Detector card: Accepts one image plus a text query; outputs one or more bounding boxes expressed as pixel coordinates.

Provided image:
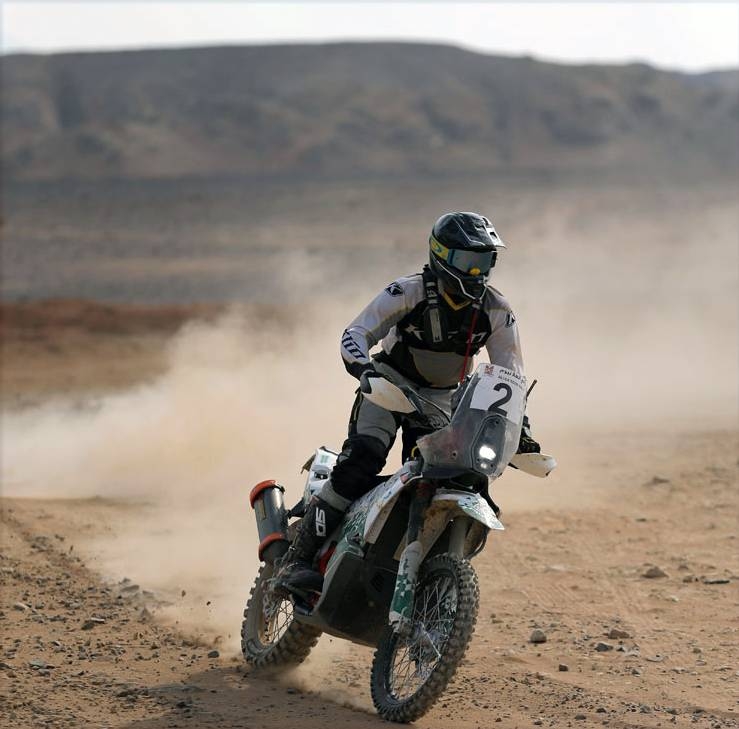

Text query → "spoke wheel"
[241,563,321,670]
[259,593,295,645]
[371,554,479,723]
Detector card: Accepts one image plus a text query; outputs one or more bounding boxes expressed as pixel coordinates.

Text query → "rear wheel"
[241,563,321,670]
[370,554,479,723]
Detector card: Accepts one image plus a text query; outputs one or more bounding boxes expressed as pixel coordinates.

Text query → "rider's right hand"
[359,369,420,415]
[359,369,387,395]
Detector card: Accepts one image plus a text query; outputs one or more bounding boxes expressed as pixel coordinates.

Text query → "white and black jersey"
[340,273,523,388]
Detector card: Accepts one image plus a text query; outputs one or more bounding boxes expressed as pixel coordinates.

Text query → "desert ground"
[2,179,737,728]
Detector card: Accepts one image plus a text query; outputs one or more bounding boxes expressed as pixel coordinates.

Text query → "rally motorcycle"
[241,363,556,723]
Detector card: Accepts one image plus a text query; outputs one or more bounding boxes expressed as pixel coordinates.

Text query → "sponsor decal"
[315,508,326,537]
[385,281,404,297]
[341,330,365,359]
[404,323,423,340]
[430,238,450,261]
[505,311,516,328]
[451,328,486,344]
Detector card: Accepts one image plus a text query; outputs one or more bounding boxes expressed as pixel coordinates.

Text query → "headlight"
[478,445,496,461]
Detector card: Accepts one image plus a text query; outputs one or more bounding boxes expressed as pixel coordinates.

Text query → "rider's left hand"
[517,433,541,454]
[517,414,541,454]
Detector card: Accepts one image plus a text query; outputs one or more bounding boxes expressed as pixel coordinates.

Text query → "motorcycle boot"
[273,492,347,600]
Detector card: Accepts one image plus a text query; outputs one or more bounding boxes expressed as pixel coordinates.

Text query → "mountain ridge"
[3,41,737,181]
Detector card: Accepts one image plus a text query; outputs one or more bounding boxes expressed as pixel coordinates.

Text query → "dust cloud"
[1,303,360,648]
[503,188,738,431]
[2,183,737,661]
[281,642,375,713]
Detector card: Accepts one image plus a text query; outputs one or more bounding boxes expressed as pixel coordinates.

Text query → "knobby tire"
[241,563,321,670]
[370,553,480,723]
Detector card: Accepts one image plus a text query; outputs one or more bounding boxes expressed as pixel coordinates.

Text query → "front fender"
[432,489,504,531]
[405,490,502,563]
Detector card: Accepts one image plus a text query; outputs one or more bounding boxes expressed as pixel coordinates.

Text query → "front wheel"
[241,563,322,670]
[370,554,480,723]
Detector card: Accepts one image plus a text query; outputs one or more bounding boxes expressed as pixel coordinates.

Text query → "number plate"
[469,364,526,423]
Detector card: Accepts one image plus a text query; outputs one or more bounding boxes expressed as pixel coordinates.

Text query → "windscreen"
[416,364,526,481]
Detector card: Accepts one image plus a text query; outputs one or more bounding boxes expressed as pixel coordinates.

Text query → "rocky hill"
[2,42,737,181]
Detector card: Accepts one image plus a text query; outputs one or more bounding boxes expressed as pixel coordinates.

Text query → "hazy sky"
[2,2,738,72]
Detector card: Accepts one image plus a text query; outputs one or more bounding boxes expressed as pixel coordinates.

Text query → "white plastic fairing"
[363,378,416,413]
[509,452,557,478]
[363,462,419,544]
[303,447,339,503]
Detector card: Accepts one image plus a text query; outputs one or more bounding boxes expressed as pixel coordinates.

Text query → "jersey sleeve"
[340,277,419,379]
[483,290,524,376]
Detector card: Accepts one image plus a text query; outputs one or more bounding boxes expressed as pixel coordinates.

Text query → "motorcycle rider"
[276,212,540,598]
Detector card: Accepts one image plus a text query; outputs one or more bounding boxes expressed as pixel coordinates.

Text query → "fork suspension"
[388,481,434,635]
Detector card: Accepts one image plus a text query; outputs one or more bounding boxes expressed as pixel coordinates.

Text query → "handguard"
[509,452,557,478]
[362,374,417,414]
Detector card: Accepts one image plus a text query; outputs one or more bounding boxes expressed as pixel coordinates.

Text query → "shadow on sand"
[119,664,388,729]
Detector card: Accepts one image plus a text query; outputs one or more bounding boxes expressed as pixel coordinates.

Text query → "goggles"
[430,237,497,276]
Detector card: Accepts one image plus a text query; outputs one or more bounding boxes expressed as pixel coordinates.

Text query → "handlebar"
[398,385,452,429]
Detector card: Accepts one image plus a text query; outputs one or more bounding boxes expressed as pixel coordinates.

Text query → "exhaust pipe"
[249,479,289,564]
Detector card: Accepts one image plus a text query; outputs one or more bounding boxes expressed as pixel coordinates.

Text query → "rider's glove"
[359,368,388,395]
[517,414,541,454]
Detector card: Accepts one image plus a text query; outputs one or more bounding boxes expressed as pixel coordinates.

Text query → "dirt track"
[1,299,738,727]
[2,419,737,728]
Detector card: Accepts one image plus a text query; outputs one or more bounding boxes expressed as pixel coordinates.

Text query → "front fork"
[388,481,434,636]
